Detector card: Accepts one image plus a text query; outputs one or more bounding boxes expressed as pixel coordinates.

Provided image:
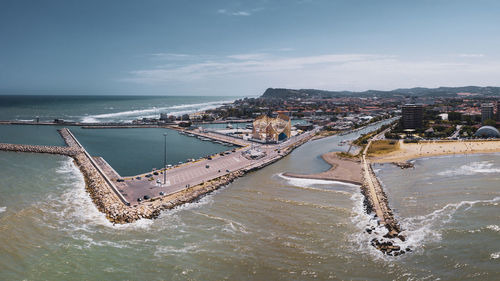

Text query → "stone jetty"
[361,139,406,256]
[392,162,414,169]
[0,142,80,156]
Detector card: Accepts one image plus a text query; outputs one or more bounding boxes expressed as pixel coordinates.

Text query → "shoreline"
[283,152,363,185]
[370,139,500,163]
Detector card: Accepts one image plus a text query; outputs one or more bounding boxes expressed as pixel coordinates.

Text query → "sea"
[0,96,499,280]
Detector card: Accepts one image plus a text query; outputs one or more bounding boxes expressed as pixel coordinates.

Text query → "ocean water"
[0,125,66,146]
[0,100,499,280]
[0,95,235,123]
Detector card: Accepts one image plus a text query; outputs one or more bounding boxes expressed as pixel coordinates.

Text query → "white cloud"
[227,53,269,60]
[457,53,485,58]
[150,53,193,60]
[123,52,500,94]
[217,7,262,16]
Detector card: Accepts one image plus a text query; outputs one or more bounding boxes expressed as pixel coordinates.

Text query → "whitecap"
[154,243,204,257]
[0,206,6,213]
[486,225,500,232]
[81,100,233,123]
[193,211,249,234]
[277,173,360,188]
[437,161,500,177]
[48,157,155,232]
[349,189,500,259]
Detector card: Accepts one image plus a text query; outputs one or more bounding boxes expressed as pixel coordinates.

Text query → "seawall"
[361,140,406,255]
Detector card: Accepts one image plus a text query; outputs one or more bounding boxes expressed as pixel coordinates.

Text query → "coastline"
[283,152,363,185]
[370,139,500,163]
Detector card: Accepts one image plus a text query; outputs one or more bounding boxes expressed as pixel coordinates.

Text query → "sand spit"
[283,152,363,185]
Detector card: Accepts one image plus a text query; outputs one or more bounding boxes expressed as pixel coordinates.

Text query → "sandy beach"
[283,152,363,184]
[370,139,500,163]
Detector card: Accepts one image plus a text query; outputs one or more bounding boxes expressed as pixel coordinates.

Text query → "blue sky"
[1,0,500,95]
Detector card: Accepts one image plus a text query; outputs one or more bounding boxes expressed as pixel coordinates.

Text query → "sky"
[1,0,500,96]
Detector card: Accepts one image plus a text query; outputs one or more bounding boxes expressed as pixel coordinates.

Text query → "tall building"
[401,104,424,129]
[481,103,494,124]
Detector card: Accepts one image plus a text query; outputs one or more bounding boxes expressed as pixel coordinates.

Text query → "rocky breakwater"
[361,163,408,256]
[141,170,246,216]
[58,128,80,148]
[392,162,414,169]
[0,143,80,156]
[72,146,246,223]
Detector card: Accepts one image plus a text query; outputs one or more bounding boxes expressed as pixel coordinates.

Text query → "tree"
[483,119,497,127]
[448,111,462,121]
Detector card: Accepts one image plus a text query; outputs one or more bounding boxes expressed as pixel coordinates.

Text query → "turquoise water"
[0,95,235,123]
[0,124,66,146]
[70,127,232,176]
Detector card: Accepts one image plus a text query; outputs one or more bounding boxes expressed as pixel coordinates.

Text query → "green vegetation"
[483,119,497,127]
[367,140,400,156]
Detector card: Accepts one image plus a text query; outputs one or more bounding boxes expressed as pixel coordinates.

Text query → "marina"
[0,122,318,223]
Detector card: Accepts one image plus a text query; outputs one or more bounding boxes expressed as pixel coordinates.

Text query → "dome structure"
[474,126,500,138]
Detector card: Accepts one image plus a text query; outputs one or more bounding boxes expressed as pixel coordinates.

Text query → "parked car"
[206,165,210,168]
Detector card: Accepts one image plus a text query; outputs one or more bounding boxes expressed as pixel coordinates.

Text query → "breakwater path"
[361,139,406,255]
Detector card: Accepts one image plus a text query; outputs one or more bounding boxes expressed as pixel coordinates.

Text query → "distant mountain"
[260,86,500,99]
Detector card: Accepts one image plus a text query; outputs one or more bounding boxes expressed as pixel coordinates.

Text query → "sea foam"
[437,161,500,177]
[278,173,360,188]
[350,186,500,259]
[81,100,233,123]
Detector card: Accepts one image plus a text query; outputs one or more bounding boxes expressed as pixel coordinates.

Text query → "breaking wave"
[0,206,6,213]
[277,173,359,188]
[486,225,500,232]
[46,157,155,232]
[81,100,233,123]
[350,189,500,259]
[437,161,500,177]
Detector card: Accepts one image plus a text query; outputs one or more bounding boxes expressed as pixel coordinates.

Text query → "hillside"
[260,86,500,99]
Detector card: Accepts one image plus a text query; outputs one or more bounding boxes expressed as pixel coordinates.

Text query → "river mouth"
[3,120,499,279]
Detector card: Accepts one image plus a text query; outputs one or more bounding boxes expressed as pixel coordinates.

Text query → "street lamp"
[163,133,167,185]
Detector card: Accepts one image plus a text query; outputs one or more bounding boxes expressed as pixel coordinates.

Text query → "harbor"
[0,122,318,224]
